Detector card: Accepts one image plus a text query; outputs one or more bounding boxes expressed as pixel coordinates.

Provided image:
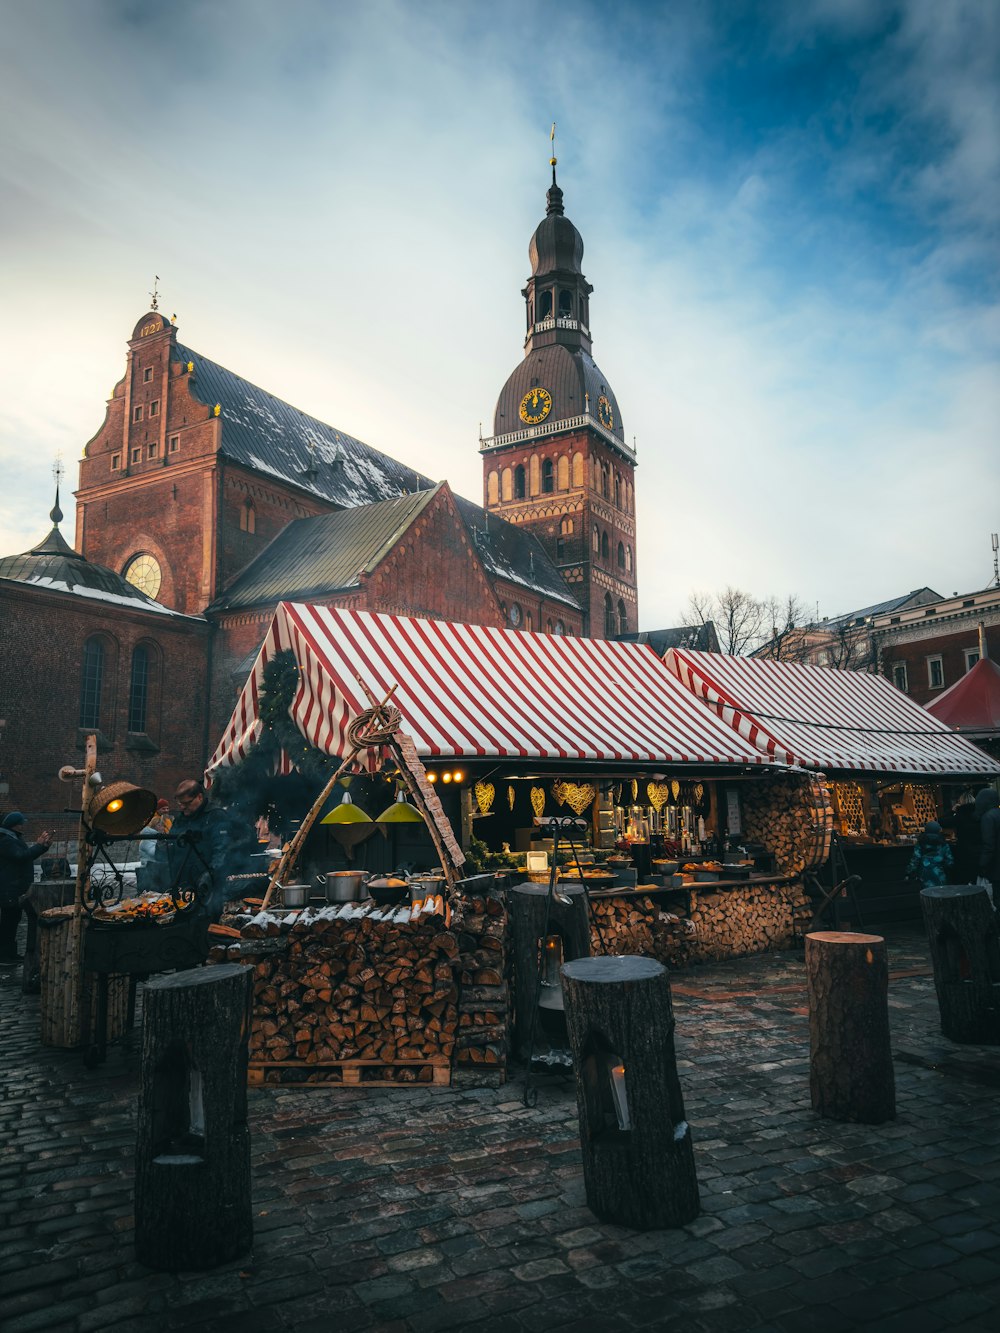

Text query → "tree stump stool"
[135,963,253,1271]
[508,882,590,1057]
[561,955,699,1230]
[921,885,1000,1044]
[38,907,129,1049]
[805,931,895,1123]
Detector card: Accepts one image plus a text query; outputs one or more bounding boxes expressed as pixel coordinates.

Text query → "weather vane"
[149,275,160,312]
[550,122,557,182]
[52,455,65,487]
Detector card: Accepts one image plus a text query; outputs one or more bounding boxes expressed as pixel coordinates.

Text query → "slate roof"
[819,588,941,632]
[618,624,721,655]
[0,525,190,617]
[175,343,434,506]
[208,489,441,613]
[452,495,581,610]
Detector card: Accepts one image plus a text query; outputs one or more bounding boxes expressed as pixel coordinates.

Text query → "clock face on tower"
[519,387,552,425]
[597,394,614,430]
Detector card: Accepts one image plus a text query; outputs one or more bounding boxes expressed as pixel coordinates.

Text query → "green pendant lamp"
[376,788,424,823]
[320,790,372,826]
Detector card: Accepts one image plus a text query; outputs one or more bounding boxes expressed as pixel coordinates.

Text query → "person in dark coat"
[941,792,981,884]
[0,813,53,963]
[906,821,954,889]
[977,787,1000,905]
[165,780,230,919]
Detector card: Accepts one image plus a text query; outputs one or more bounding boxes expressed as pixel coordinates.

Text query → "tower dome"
[528,179,584,276]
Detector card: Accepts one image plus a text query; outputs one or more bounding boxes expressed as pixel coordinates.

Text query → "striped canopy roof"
[663,648,999,778]
[207,603,771,776]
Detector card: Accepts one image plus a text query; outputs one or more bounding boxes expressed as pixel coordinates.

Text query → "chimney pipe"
[978,622,989,662]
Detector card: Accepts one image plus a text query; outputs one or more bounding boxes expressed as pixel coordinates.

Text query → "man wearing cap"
[0,813,53,964]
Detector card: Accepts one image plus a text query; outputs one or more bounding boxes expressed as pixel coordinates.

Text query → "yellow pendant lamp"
[376,788,424,823]
[320,790,372,826]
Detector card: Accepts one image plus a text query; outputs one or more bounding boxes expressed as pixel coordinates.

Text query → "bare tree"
[682,586,768,656]
[755,595,811,662]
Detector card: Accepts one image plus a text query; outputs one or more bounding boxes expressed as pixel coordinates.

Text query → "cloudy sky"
[1,0,997,628]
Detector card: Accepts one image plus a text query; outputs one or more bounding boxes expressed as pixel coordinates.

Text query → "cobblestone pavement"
[2,925,999,1333]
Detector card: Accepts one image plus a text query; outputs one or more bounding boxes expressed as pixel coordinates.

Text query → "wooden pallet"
[248,1058,450,1088]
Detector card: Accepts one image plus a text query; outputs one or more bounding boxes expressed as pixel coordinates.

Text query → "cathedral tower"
[481,161,637,638]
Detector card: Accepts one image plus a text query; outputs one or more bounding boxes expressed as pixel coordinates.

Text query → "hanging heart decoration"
[694,783,705,805]
[561,782,596,816]
[671,779,681,801]
[551,780,567,807]
[507,785,516,811]
[631,779,639,802]
[474,780,495,815]
[530,786,546,818]
[647,782,671,813]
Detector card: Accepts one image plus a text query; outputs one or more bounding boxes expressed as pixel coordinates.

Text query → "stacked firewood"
[741,775,833,874]
[589,898,694,966]
[451,888,508,1078]
[217,903,459,1076]
[591,884,812,964]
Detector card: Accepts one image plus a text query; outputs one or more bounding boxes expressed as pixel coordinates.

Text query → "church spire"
[546,122,564,216]
[50,457,64,527]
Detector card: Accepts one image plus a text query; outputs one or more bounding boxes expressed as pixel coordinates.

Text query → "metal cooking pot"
[280,883,310,908]
[316,870,366,903]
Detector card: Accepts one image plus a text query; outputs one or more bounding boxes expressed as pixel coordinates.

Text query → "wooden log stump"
[805,931,895,1123]
[561,955,699,1230]
[508,883,590,1056]
[135,963,253,1271]
[38,908,128,1049]
[920,885,1000,1045]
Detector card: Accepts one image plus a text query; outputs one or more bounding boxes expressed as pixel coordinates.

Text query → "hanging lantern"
[88,782,158,837]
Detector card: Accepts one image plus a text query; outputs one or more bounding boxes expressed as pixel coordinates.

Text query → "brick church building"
[0,170,636,812]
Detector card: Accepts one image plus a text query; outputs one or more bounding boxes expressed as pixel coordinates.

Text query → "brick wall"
[0,583,209,814]
[879,623,1000,706]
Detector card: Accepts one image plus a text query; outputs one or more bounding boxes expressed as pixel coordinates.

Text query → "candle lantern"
[540,933,563,989]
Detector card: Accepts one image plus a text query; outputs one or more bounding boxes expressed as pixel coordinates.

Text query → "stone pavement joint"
[2,924,1000,1330]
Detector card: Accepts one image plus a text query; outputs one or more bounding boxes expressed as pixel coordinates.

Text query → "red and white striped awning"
[664,648,1000,777]
[207,603,771,776]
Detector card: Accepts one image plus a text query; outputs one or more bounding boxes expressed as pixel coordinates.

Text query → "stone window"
[143,367,153,383]
[891,663,908,693]
[240,499,256,534]
[560,517,574,535]
[514,464,526,500]
[618,600,628,636]
[133,405,142,422]
[128,646,149,733]
[554,620,565,636]
[147,442,158,460]
[111,453,120,471]
[149,400,160,417]
[541,459,554,493]
[601,531,609,560]
[965,648,981,673]
[131,447,142,463]
[169,435,179,453]
[617,541,626,568]
[927,656,944,689]
[604,593,615,638]
[79,638,105,730]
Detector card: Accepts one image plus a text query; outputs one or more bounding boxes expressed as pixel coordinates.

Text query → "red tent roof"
[925,657,1000,736]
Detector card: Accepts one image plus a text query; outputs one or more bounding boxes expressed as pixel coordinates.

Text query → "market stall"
[207,605,831,1083]
[662,647,1000,922]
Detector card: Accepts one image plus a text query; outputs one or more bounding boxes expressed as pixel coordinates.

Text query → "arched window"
[626,482,633,514]
[556,456,569,490]
[614,475,621,508]
[541,459,554,493]
[618,600,628,635]
[79,637,104,729]
[546,619,554,634]
[558,290,573,317]
[524,610,533,631]
[514,464,526,500]
[601,531,609,560]
[128,645,149,733]
[601,465,610,497]
[537,290,552,321]
[239,499,256,534]
[487,471,499,505]
[604,593,615,638]
[501,468,513,501]
[617,541,626,569]
[554,620,565,636]
[560,517,574,535]
[626,545,633,573]
[529,455,540,494]
[592,528,600,553]
[572,452,584,487]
